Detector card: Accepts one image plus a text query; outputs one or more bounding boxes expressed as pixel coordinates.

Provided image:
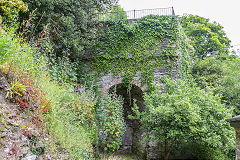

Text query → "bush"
[192,54,240,114]
[0,28,50,112]
[0,0,28,26]
[139,78,235,160]
[96,93,126,152]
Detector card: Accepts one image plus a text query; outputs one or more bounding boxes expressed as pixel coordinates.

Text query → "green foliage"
[218,55,240,112]
[19,0,117,83]
[0,27,95,159]
[140,78,234,159]
[32,35,78,84]
[5,80,30,110]
[22,0,117,58]
[93,15,179,84]
[0,28,47,77]
[192,54,224,88]
[42,79,96,159]
[48,55,78,83]
[177,24,194,79]
[29,136,44,156]
[6,80,26,100]
[0,29,51,112]
[0,0,28,26]
[73,89,97,126]
[192,54,240,114]
[181,14,231,57]
[99,5,127,21]
[96,93,125,152]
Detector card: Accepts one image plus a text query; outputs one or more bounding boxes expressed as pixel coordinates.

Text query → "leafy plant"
[96,93,126,152]
[192,54,240,115]
[0,27,94,159]
[2,63,51,112]
[180,14,231,57]
[99,5,127,21]
[6,80,28,110]
[29,136,44,156]
[137,78,234,160]
[6,80,26,99]
[92,15,180,85]
[73,88,97,126]
[21,0,117,58]
[43,79,95,159]
[0,0,28,27]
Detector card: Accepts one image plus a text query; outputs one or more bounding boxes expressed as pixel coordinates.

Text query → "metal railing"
[96,7,175,21]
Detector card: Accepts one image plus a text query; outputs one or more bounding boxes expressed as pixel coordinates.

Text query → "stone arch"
[101,78,146,95]
[108,82,145,153]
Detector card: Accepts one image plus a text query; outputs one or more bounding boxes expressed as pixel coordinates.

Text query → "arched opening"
[109,83,144,153]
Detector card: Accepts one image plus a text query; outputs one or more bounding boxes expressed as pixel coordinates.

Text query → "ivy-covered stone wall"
[83,15,192,91]
[80,15,193,158]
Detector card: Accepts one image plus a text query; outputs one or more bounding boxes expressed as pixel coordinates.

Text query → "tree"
[0,0,28,26]
[181,14,231,58]
[139,78,234,160]
[191,54,223,89]
[192,54,240,114]
[22,0,118,58]
[100,5,127,21]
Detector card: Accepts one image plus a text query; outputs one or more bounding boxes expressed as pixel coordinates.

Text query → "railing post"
[172,7,175,16]
[134,10,136,19]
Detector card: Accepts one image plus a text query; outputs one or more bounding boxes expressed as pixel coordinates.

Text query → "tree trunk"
[164,138,176,160]
[164,138,169,160]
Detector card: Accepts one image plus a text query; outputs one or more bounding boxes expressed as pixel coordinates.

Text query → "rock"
[22,146,30,155]
[22,154,37,160]
[36,140,44,148]
[7,120,20,127]
[1,131,8,138]
[4,148,10,153]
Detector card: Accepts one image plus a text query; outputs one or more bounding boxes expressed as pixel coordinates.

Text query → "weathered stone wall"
[235,127,240,160]
[82,38,180,159]
[98,61,179,95]
[228,119,240,160]
[95,59,178,159]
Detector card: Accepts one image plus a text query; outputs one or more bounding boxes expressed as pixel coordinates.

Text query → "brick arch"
[101,78,146,95]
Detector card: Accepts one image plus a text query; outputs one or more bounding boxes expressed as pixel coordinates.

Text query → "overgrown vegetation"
[92,15,179,84]
[0,1,238,160]
[192,54,240,115]
[21,0,117,58]
[181,14,231,57]
[96,94,125,152]
[0,28,95,159]
[138,78,234,160]
[0,0,28,26]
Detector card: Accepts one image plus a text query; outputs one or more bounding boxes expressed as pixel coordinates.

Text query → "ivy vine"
[89,15,191,86]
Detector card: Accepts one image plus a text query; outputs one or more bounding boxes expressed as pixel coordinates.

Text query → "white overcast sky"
[118,0,240,50]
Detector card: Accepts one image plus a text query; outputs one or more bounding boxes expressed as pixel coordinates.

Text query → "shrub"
[96,93,126,152]
[0,0,28,26]
[192,54,240,115]
[0,28,50,112]
[139,78,234,160]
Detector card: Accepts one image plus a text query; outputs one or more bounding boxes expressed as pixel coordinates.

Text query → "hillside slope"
[0,72,51,160]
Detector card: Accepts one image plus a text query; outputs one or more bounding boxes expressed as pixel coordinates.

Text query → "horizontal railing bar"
[94,7,175,21]
[125,7,174,12]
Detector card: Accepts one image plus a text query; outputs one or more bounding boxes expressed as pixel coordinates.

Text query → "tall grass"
[0,28,94,159]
